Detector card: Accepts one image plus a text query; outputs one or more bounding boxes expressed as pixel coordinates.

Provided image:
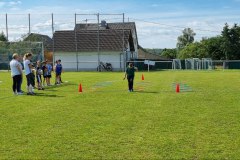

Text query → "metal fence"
[0,13,128,71]
[0,42,44,70]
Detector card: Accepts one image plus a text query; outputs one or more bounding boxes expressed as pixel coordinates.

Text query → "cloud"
[8,0,22,6]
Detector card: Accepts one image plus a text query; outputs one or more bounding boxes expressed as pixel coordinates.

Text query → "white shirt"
[10,59,21,77]
[24,59,31,75]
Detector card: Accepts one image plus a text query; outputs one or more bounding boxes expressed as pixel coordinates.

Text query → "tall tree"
[177,28,196,50]
[221,23,240,60]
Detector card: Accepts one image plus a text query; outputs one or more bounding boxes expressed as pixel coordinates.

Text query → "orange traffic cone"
[176,84,180,93]
[142,74,145,80]
[78,84,83,93]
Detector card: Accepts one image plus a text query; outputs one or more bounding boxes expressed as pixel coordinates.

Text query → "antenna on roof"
[83,19,88,29]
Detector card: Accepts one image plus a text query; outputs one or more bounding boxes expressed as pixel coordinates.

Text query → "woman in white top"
[9,53,23,95]
[23,53,35,95]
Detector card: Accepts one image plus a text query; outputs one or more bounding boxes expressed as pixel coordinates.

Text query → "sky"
[0,0,240,48]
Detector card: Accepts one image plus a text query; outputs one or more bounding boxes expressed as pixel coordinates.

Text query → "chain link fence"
[0,42,44,70]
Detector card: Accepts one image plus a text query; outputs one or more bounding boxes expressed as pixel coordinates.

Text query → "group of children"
[33,59,64,94]
[10,52,138,95]
[10,52,63,95]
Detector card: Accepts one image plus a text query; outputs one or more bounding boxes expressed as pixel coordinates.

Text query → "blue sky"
[0,0,240,48]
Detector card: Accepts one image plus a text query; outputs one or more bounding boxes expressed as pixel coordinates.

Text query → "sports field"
[0,70,240,159]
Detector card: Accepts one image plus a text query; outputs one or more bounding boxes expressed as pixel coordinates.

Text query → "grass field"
[1,70,240,159]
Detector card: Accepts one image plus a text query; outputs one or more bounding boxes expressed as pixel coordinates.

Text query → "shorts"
[56,72,61,76]
[47,75,52,78]
[26,73,35,87]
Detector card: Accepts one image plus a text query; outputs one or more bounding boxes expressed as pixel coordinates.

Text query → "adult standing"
[123,63,138,92]
[23,53,35,95]
[10,53,23,95]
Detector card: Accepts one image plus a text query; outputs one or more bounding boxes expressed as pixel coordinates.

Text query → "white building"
[52,21,138,71]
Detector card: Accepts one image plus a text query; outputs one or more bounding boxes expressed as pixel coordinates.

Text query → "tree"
[178,42,207,59]
[201,36,225,60]
[161,48,177,59]
[221,23,240,60]
[0,31,8,42]
[177,28,196,50]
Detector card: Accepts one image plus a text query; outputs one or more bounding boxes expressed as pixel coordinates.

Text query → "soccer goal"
[202,58,213,70]
[192,58,201,70]
[185,58,193,70]
[172,59,182,70]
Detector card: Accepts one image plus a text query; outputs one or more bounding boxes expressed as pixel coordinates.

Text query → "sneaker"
[17,92,24,95]
[31,92,36,95]
[27,92,34,95]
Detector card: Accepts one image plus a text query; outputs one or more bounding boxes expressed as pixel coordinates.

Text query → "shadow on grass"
[33,93,65,97]
[134,90,160,94]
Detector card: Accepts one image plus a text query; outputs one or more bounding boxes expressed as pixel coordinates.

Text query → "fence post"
[97,13,100,72]
[52,13,55,66]
[148,60,150,72]
[74,13,79,72]
[5,13,8,41]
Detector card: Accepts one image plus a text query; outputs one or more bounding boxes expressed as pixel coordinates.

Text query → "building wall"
[54,51,124,71]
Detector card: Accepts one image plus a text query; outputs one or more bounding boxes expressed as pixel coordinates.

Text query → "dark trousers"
[12,75,22,93]
[127,75,134,91]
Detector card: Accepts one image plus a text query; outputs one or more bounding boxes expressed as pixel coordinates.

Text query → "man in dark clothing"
[123,63,138,92]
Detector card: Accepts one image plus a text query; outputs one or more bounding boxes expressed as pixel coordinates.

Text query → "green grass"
[1,70,240,159]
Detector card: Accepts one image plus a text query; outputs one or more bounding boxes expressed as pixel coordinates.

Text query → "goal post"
[172,59,182,70]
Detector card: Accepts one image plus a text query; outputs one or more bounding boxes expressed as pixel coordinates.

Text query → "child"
[55,60,63,84]
[36,61,44,90]
[123,63,138,92]
[59,60,63,83]
[42,61,47,86]
[23,53,36,95]
[54,60,58,85]
[46,60,52,86]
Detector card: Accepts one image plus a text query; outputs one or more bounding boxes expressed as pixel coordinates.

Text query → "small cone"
[78,84,83,93]
[176,84,180,93]
[142,74,145,81]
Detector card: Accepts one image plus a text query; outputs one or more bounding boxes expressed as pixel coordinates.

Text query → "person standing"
[10,53,23,95]
[23,53,35,95]
[46,60,52,86]
[42,61,47,86]
[36,60,44,90]
[55,60,63,85]
[123,63,138,92]
[54,60,58,85]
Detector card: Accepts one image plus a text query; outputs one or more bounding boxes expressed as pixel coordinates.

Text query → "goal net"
[172,59,182,70]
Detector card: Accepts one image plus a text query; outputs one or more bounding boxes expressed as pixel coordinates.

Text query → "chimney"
[101,20,107,28]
